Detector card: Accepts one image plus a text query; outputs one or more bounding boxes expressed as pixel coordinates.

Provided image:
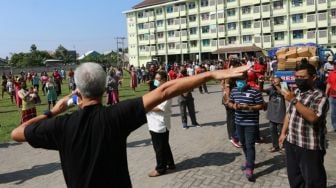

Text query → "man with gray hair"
[11,62,249,187]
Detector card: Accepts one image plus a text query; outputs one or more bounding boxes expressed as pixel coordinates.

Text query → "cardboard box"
[286,50,298,58]
[308,47,317,56]
[276,47,288,56]
[297,47,310,57]
[309,56,319,67]
[277,53,286,61]
[277,62,286,70]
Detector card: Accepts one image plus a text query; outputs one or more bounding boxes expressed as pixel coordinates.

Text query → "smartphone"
[280,82,289,91]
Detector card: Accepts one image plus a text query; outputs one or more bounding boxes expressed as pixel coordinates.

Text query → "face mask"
[236,80,246,90]
[295,79,310,92]
[153,79,160,87]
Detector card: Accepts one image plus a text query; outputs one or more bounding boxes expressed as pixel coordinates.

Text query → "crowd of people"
[2,53,336,187]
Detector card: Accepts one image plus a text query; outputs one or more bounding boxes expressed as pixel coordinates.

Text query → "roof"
[133,0,172,9]
[212,44,263,54]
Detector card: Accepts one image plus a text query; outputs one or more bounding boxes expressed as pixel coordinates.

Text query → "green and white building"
[124,0,336,66]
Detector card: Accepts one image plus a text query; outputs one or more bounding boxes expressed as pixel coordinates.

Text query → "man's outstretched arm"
[142,65,249,112]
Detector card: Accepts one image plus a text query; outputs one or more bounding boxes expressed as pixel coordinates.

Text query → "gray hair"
[74,62,106,98]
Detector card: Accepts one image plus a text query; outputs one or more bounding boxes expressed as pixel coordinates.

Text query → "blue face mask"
[153,79,160,87]
[236,80,247,89]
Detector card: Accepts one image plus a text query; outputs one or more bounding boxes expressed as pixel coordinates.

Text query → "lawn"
[0,73,149,143]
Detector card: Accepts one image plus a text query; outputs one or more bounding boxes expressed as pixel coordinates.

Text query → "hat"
[328,56,334,62]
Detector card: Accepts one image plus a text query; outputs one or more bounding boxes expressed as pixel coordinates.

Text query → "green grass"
[0,73,148,143]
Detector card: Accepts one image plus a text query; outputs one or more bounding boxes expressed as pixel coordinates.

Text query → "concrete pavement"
[1,84,336,188]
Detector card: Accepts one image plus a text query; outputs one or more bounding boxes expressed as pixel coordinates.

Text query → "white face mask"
[153,79,160,87]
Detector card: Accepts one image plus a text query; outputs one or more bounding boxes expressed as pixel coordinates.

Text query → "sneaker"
[193,123,201,127]
[230,139,241,148]
[148,170,163,177]
[182,123,188,129]
[244,168,255,181]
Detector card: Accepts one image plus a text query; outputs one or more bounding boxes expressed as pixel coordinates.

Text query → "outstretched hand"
[212,65,250,80]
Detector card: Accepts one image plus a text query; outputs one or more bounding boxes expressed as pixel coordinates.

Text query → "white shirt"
[6,81,13,93]
[187,67,194,76]
[146,99,172,133]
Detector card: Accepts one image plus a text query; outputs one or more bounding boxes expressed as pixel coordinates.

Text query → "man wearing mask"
[326,56,336,132]
[227,72,264,181]
[279,61,329,188]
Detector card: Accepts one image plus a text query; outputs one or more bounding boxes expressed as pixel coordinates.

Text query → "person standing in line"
[325,56,336,132]
[265,76,286,152]
[147,71,175,177]
[46,79,58,110]
[279,62,329,188]
[177,67,200,129]
[18,82,36,123]
[227,72,264,181]
[11,62,249,187]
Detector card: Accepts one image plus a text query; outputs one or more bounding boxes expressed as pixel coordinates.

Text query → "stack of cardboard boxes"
[276,46,319,70]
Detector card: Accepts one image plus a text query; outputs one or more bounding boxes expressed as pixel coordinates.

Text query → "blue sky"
[0,0,141,58]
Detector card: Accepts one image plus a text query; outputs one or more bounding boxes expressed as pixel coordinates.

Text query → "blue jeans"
[330,97,336,130]
[236,125,258,169]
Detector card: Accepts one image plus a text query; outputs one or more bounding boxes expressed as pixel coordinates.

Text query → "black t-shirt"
[24,98,147,188]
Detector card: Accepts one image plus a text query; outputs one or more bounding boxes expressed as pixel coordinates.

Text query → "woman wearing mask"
[147,71,175,177]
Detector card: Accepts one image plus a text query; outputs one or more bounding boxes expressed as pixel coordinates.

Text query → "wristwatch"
[43,110,53,119]
[291,98,298,105]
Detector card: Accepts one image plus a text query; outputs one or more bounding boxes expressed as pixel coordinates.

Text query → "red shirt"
[168,70,177,80]
[327,70,336,97]
[254,63,266,78]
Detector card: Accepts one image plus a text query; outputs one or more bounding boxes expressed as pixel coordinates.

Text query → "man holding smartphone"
[227,72,264,181]
[279,62,329,188]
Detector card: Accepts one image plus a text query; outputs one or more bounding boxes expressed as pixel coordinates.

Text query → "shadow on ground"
[254,155,286,178]
[127,138,152,148]
[0,142,22,148]
[0,162,61,185]
[200,120,226,127]
[175,152,240,172]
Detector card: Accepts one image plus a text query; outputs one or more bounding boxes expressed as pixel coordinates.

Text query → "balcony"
[331,34,336,43]
[290,19,306,30]
[137,17,149,23]
[261,0,270,3]
[139,40,150,45]
[218,25,225,37]
[155,14,164,20]
[157,49,166,56]
[200,19,212,26]
[273,22,288,32]
[200,5,215,13]
[241,27,254,35]
[139,50,150,57]
[273,6,287,16]
[306,30,317,43]
[273,35,289,47]
[188,20,199,27]
[305,3,315,13]
[157,38,166,44]
[306,14,317,29]
[261,4,270,18]
[201,45,214,52]
[189,45,200,53]
[166,12,179,19]
[291,37,307,45]
[227,28,239,36]
[201,32,213,39]
[189,34,199,40]
[318,30,328,44]
[253,21,262,34]
[254,36,262,46]
[226,0,239,9]
[317,0,328,11]
[317,12,328,28]
[226,13,239,22]
[332,16,336,26]
[240,0,254,6]
[290,4,306,14]
[218,39,226,47]
[253,6,261,20]
[263,35,272,48]
[241,12,254,21]
[262,20,271,33]
[332,0,336,8]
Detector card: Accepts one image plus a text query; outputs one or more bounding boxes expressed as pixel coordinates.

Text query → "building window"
[273,0,283,9]
[293,30,304,39]
[332,9,336,18]
[156,8,163,15]
[274,32,285,40]
[189,27,197,35]
[138,34,144,41]
[138,23,144,29]
[201,0,209,7]
[156,20,164,27]
[190,40,198,47]
[227,22,236,30]
[292,14,303,23]
[227,9,235,16]
[202,26,210,33]
[168,31,175,37]
[189,2,196,9]
[166,6,173,13]
[202,39,210,46]
[189,15,196,22]
[157,32,164,38]
[292,0,303,7]
[227,0,235,2]
[242,6,251,14]
[167,19,174,25]
[201,13,210,20]
[242,20,252,28]
[138,12,144,18]
[157,44,164,50]
[307,0,315,5]
[243,35,252,43]
[332,27,336,35]
[168,43,175,49]
[228,36,236,44]
[274,16,285,25]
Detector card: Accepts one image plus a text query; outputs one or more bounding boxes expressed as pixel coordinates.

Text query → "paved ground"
[1,84,336,188]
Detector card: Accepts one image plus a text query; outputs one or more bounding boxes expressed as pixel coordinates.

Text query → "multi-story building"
[124,0,336,66]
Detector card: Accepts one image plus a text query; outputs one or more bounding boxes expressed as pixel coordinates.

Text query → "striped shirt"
[229,87,264,126]
[286,88,328,150]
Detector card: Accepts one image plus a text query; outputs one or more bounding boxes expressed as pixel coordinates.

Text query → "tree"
[30,44,37,52]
